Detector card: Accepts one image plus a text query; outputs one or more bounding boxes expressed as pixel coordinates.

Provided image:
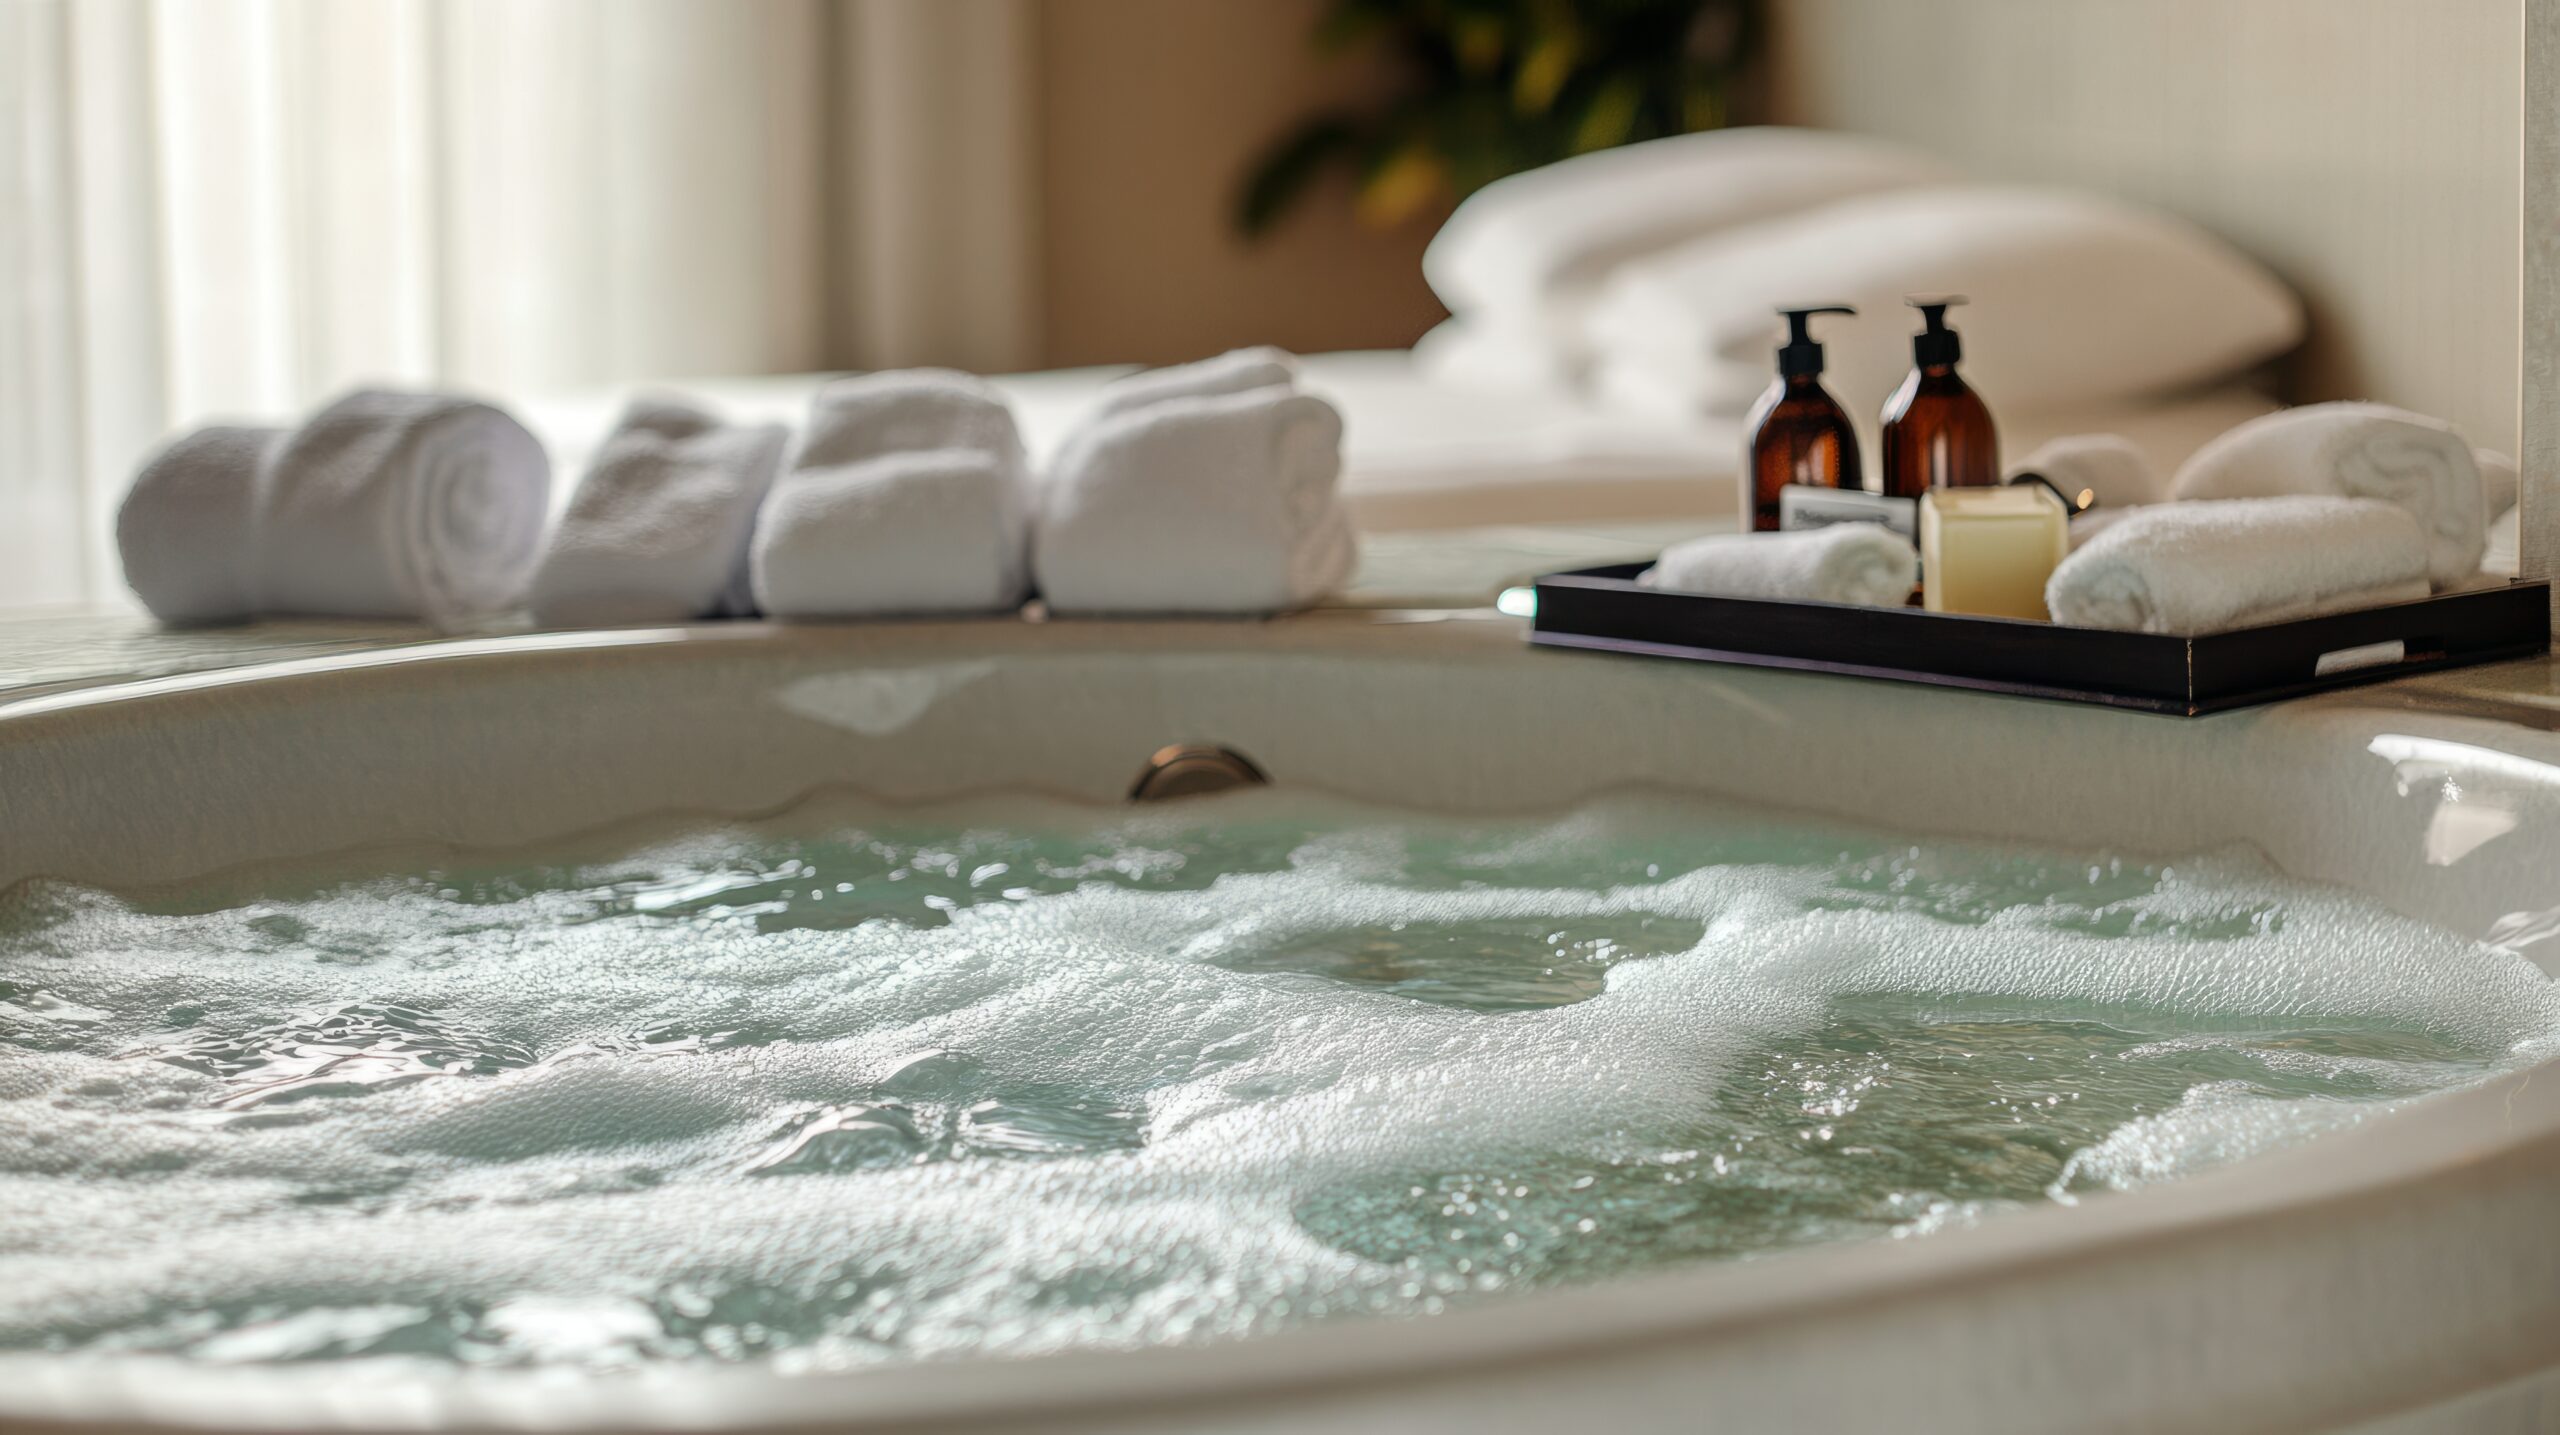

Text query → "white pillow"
[1409,315,1588,392]
[1422,127,1963,322]
[1585,185,2304,418]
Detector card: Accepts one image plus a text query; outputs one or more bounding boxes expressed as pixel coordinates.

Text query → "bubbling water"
[0,791,2550,1372]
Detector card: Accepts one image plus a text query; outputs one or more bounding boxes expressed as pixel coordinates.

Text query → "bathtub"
[4,612,2559,1434]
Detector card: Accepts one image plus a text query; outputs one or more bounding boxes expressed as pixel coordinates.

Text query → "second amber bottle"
[1880,295,1999,499]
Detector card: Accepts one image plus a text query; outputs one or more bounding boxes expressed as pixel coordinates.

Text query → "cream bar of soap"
[1920,485,2068,620]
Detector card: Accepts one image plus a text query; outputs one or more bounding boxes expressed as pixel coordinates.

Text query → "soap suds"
[0,791,2548,1370]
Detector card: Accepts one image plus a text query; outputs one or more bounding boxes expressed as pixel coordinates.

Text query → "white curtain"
[0,0,1041,610]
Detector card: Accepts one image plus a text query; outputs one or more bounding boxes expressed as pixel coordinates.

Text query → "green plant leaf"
[1452,13,1507,73]
[1312,0,1397,52]
[1356,141,1452,229]
[1236,115,1365,240]
[1511,28,1579,115]
[1234,0,1762,236]
[1571,75,1642,154]
[1682,77,1725,132]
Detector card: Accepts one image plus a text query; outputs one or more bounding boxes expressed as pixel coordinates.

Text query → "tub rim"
[3,621,2558,1432]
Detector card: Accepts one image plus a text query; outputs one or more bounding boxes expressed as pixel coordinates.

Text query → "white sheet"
[517,351,2280,536]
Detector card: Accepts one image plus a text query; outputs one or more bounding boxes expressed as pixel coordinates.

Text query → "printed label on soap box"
[1778,485,1918,540]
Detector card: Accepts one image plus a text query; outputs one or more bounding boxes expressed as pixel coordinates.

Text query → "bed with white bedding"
[513,126,2312,607]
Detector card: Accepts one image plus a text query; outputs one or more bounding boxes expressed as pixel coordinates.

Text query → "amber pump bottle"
[1744,305,1862,532]
[1880,296,1999,500]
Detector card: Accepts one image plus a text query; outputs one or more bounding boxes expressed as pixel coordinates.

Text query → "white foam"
[0,791,2549,1368]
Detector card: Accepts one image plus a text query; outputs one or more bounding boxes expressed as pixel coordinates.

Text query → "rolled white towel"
[2006,433,2163,511]
[116,426,278,625]
[1639,525,1917,608]
[527,396,787,627]
[2045,495,2430,634]
[1087,347,1298,424]
[1035,380,1354,615]
[2168,403,2485,588]
[2065,507,2139,552]
[751,370,1033,618]
[260,390,552,626]
[117,388,551,628]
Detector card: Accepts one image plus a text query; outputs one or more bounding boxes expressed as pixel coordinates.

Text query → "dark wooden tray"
[1529,564,2552,716]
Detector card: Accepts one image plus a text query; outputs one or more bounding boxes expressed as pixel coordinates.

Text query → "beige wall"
[1769,0,2523,458]
[1033,0,1449,368]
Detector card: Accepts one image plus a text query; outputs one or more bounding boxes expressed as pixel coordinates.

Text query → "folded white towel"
[1035,377,1354,615]
[527,397,787,626]
[117,388,551,628]
[2485,503,2521,579]
[750,370,1032,617]
[1089,346,1298,424]
[2006,434,2163,511]
[755,450,1030,617]
[2045,495,2430,634]
[2477,448,2519,520]
[1639,524,1917,608]
[2477,447,2519,580]
[2169,403,2485,589]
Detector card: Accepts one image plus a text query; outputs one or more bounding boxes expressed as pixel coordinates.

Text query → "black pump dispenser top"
[1907,294,1966,367]
[1775,305,1856,379]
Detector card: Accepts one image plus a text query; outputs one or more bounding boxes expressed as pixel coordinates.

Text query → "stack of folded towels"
[116,350,1358,628]
[1639,399,2515,637]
